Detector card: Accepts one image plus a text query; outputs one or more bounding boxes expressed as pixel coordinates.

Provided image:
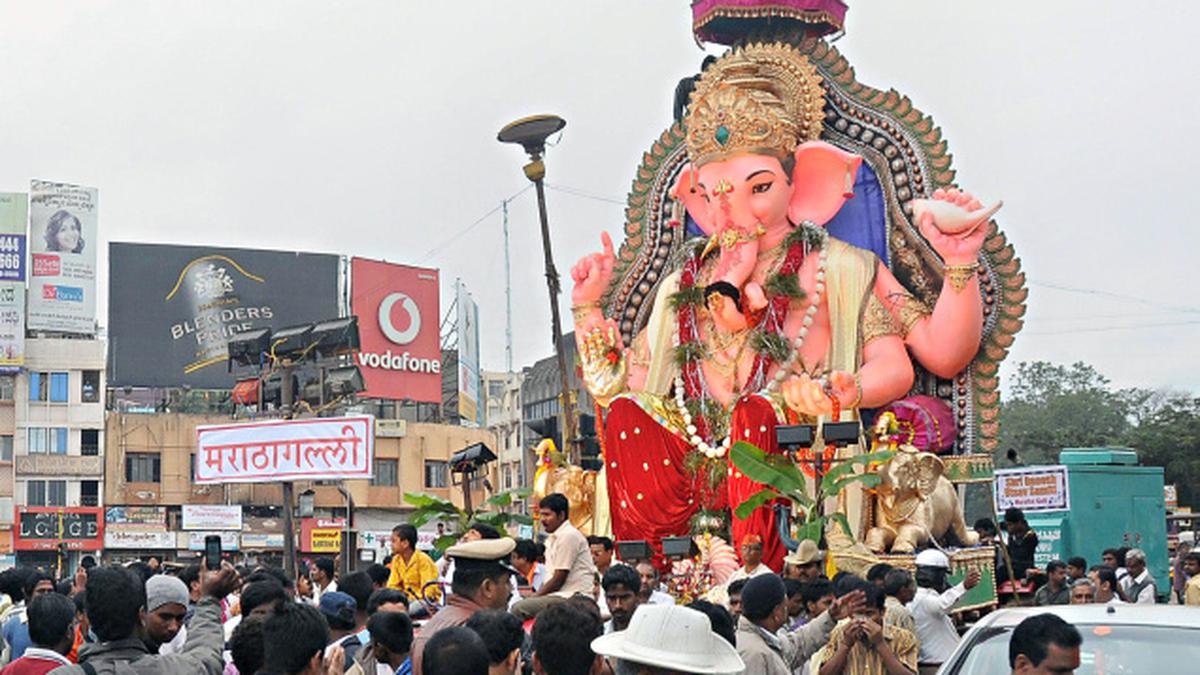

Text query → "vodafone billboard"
[351,258,441,402]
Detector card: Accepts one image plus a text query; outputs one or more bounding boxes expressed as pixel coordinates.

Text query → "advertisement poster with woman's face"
[28,180,97,335]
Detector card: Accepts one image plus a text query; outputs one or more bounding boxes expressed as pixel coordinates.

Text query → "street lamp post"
[498,115,579,459]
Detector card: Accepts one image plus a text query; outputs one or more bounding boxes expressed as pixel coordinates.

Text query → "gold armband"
[894,292,932,336]
[861,294,901,345]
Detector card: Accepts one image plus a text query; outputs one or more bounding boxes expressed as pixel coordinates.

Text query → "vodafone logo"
[378,292,421,345]
[357,290,440,374]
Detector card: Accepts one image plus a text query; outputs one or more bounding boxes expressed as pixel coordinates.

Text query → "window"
[81,371,100,403]
[27,481,45,506]
[81,481,98,507]
[29,372,47,401]
[48,481,66,506]
[0,376,13,401]
[0,435,11,462]
[29,373,69,403]
[371,459,398,487]
[424,460,448,489]
[49,373,69,402]
[29,428,68,454]
[125,453,161,483]
[503,464,513,490]
[27,428,47,454]
[81,429,99,456]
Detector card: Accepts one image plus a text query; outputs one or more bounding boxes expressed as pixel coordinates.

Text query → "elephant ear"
[670,164,716,234]
[912,452,945,498]
[893,447,943,498]
[787,141,863,227]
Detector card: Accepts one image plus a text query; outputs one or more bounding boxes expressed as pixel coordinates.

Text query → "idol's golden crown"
[685,43,825,166]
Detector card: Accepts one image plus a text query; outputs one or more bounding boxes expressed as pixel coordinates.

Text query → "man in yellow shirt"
[386,524,441,605]
[1184,552,1200,606]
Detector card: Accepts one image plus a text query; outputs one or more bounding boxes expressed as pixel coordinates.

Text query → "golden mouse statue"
[865,444,978,553]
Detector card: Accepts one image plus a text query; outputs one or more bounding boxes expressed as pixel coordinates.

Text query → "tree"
[988,360,1199,512]
[402,488,533,552]
[1125,395,1200,509]
[998,361,1149,466]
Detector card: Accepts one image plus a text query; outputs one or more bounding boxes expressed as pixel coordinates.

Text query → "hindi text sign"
[196,416,374,484]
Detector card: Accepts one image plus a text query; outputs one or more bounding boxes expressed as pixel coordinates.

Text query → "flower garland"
[670,222,829,459]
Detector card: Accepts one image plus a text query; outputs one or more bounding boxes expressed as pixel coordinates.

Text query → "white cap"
[591,605,744,674]
[915,549,950,569]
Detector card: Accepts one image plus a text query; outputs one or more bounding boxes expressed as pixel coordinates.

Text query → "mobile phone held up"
[204,534,222,571]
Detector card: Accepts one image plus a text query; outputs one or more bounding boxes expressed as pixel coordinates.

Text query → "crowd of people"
[0,497,1189,675]
[974,507,1200,607]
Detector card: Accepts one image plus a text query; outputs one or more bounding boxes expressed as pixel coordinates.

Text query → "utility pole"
[280,366,297,581]
[529,169,579,458]
[503,200,513,374]
[498,114,579,459]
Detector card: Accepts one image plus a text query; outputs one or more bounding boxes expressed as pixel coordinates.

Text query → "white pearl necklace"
[676,225,830,459]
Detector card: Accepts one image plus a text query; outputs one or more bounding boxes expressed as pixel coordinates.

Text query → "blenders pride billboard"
[108,243,340,388]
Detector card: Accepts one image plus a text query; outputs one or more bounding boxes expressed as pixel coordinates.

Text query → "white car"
[938,604,1200,674]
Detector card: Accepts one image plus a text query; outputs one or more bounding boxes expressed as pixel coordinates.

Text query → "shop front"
[15,507,103,574]
[104,506,174,564]
[241,516,286,568]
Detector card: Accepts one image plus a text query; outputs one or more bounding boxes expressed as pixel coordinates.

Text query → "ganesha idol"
[571,39,1022,571]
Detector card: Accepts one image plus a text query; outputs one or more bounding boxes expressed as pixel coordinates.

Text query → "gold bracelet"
[850,373,863,409]
[944,263,980,293]
[572,302,602,322]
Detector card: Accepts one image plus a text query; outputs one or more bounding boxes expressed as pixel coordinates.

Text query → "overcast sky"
[2,1,1197,393]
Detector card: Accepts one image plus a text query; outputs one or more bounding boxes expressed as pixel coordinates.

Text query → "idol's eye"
[751,181,773,194]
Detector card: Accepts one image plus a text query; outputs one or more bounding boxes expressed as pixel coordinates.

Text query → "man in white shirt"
[311,557,338,606]
[511,493,597,620]
[906,549,980,675]
[726,534,773,584]
[635,562,673,605]
[1087,565,1126,605]
[1121,548,1156,604]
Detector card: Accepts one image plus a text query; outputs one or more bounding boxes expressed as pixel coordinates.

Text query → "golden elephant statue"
[532,439,597,534]
[865,446,978,553]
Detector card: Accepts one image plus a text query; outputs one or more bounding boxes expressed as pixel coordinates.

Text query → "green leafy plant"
[403,488,534,552]
[729,440,895,545]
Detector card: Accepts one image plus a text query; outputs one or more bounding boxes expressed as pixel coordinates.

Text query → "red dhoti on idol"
[604,394,789,572]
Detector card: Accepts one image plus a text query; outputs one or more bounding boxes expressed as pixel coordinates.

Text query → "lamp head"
[497,114,566,157]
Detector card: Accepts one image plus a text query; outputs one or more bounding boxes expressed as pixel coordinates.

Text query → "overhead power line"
[415,184,533,264]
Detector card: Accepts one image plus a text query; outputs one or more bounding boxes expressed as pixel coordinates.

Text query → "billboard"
[350,258,441,402]
[15,507,104,551]
[0,193,27,373]
[195,415,374,484]
[108,243,340,388]
[456,281,482,426]
[28,181,97,334]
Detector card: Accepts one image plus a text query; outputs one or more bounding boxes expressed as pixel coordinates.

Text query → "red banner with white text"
[350,258,441,402]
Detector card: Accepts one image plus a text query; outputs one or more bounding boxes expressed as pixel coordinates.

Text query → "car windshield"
[948,623,1200,674]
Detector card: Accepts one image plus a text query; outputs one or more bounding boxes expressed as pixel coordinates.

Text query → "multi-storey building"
[103,412,497,565]
[483,370,525,492]
[520,332,593,458]
[11,337,106,569]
